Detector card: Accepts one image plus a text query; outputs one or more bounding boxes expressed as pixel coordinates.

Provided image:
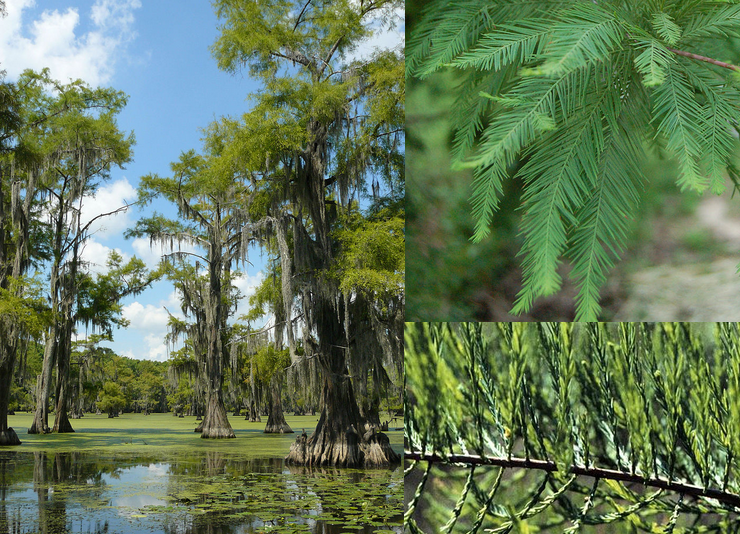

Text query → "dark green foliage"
[408,0,740,319]
[406,322,740,533]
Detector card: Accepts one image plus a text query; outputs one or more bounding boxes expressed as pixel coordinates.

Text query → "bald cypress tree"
[211,0,404,466]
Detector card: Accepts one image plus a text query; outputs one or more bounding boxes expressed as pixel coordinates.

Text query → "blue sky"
[0,0,404,361]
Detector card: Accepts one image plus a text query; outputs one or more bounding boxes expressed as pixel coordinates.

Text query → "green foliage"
[406,322,740,533]
[97,382,126,416]
[252,345,290,386]
[0,274,50,339]
[408,0,740,319]
[76,251,157,337]
[167,375,194,415]
[331,208,404,302]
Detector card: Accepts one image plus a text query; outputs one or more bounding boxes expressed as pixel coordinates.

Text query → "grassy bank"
[4,412,404,458]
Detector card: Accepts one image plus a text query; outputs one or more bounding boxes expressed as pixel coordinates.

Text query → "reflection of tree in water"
[0,451,400,534]
[33,452,119,534]
[159,453,401,534]
[286,465,402,534]
[0,452,21,534]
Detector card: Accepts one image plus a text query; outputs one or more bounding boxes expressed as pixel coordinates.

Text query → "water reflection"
[0,451,402,534]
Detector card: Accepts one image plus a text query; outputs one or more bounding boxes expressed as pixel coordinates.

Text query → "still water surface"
[0,450,402,533]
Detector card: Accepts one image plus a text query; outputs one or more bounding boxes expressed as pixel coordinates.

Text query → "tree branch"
[270,50,311,67]
[668,47,740,71]
[293,0,311,31]
[163,250,210,264]
[404,451,740,509]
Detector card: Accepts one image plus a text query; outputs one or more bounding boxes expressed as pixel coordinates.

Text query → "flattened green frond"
[651,12,682,45]
[467,66,594,242]
[652,65,706,191]
[681,63,740,194]
[512,86,612,313]
[633,39,675,87]
[409,0,740,319]
[469,161,508,243]
[465,66,591,171]
[407,0,494,78]
[540,3,624,76]
[680,3,740,41]
[450,19,551,72]
[569,105,646,321]
[449,67,516,163]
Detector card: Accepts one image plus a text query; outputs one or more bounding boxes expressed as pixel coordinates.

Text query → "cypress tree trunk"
[286,365,363,467]
[51,351,74,433]
[51,253,77,434]
[0,343,21,445]
[199,232,235,439]
[264,375,292,433]
[360,396,382,431]
[29,333,55,434]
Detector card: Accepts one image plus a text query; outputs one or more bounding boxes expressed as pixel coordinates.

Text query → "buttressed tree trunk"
[286,299,400,467]
[0,343,21,445]
[199,231,235,439]
[264,374,292,434]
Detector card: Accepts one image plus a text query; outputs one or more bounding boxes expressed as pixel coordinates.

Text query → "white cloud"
[0,0,142,85]
[121,290,190,360]
[343,3,404,65]
[79,238,129,274]
[142,333,168,362]
[80,178,137,239]
[122,301,170,333]
[232,270,264,319]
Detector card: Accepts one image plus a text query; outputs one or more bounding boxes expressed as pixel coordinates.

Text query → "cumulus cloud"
[79,238,129,274]
[141,333,168,362]
[122,301,170,332]
[119,293,187,361]
[232,270,264,319]
[0,0,142,85]
[80,178,137,239]
[343,2,404,65]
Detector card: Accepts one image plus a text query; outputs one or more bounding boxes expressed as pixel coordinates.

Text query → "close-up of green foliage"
[405,322,740,533]
[408,0,740,320]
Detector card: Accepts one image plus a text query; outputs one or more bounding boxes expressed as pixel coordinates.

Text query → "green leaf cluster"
[408,0,740,319]
[97,381,126,416]
[406,322,740,533]
[330,208,404,302]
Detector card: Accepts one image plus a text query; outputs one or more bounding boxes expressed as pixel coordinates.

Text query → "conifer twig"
[667,47,740,72]
[404,451,740,509]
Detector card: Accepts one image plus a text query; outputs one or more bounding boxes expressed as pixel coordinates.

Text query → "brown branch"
[404,451,740,509]
[293,0,311,31]
[668,47,740,71]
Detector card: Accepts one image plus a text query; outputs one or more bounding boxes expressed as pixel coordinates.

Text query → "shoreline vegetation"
[2,412,403,458]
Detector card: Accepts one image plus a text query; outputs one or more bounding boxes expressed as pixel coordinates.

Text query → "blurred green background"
[407,1,740,321]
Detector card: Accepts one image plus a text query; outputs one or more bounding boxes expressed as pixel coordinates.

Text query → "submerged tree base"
[0,428,21,446]
[285,424,399,468]
[264,422,293,434]
[198,394,236,439]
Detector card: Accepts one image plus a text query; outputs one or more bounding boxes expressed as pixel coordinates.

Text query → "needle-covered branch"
[405,322,740,532]
[404,451,740,509]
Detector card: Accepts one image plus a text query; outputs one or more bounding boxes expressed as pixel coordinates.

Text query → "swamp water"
[0,414,403,534]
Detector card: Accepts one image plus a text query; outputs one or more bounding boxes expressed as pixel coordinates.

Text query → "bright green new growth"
[408,0,740,319]
[405,322,740,533]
